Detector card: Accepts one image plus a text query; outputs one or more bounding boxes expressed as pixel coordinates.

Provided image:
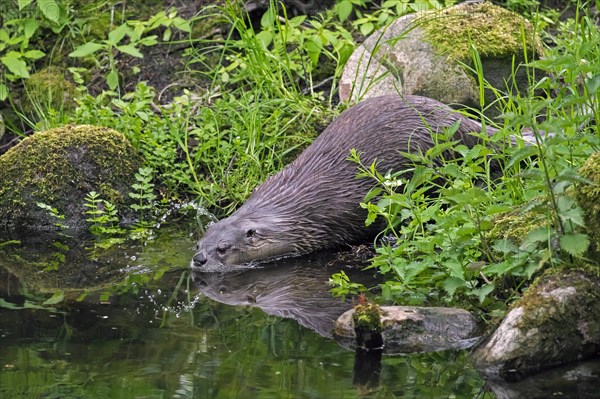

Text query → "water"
[1,226,597,398]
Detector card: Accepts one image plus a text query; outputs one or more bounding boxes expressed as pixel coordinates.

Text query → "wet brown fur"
[192,95,496,271]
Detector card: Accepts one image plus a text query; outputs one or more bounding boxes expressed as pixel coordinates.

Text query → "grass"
[1,0,598,311]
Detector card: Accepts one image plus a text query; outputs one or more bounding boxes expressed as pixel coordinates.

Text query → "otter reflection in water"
[191,253,379,338]
[191,95,508,272]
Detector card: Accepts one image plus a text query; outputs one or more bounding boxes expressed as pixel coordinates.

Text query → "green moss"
[0,125,143,228]
[353,302,383,331]
[419,2,544,62]
[487,209,547,244]
[515,268,600,341]
[575,152,600,255]
[190,3,228,39]
[24,66,76,112]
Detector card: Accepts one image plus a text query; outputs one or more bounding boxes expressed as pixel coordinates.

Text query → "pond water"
[1,226,598,398]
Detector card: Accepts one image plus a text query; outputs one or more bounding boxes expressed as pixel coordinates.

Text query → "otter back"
[191,95,496,271]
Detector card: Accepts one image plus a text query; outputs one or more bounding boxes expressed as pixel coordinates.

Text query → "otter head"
[190,209,304,272]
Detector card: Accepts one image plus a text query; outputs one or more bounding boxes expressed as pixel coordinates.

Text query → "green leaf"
[288,15,306,28]
[363,202,380,227]
[447,187,488,206]
[360,22,374,36]
[559,233,589,257]
[557,196,585,227]
[424,140,458,158]
[485,260,519,275]
[146,11,167,30]
[557,195,577,212]
[23,300,51,310]
[484,204,513,216]
[38,0,60,24]
[260,7,275,27]
[506,146,538,169]
[255,31,273,48]
[23,19,39,38]
[162,28,172,41]
[43,291,65,305]
[116,44,144,58]
[23,49,46,60]
[76,291,90,302]
[69,42,103,57]
[321,30,339,46]
[442,276,465,297]
[364,187,383,203]
[0,298,22,309]
[18,0,34,10]
[138,35,158,46]
[337,0,353,22]
[106,69,119,90]
[1,53,29,78]
[585,74,600,95]
[444,259,465,280]
[470,284,495,303]
[108,24,129,45]
[521,226,550,250]
[0,84,8,101]
[492,239,519,254]
[172,17,191,32]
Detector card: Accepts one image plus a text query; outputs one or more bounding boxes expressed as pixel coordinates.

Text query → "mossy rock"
[574,152,600,256]
[487,209,548,245]
[0,125,143,232]
[420,2,543,62]
[340,2,543,117]
[23,66,77,113]
[472,267,600,379]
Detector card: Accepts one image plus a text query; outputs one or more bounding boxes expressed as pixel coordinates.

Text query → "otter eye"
[216,241,230,255]
[246,229,255,238]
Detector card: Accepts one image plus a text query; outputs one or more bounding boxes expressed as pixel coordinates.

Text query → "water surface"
[2,226,595,398]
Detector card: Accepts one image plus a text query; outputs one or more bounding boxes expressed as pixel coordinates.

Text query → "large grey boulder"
[471,268,600,380]
[339,2,543,117]
[0,124,143,232]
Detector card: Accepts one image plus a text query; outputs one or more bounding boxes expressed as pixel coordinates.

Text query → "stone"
[334,305,481,353]
[0,124,143,232]
[339,2,543,117]
[471,268,600,380]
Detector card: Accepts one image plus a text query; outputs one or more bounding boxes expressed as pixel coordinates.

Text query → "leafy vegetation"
[335,7,599,312]
[1,0,598,316]
[84,190,125,245]
[0,0,66,99]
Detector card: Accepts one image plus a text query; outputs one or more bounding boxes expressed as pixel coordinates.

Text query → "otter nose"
[193,252,207,267]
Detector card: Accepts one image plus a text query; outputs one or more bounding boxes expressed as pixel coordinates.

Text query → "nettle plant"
[68,8,190,90]
[0,0,68,100]
[334,9,599,310]
[344,126,512,307]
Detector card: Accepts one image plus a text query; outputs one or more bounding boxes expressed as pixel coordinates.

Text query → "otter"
[191,95,501,271]
[191,252,380,337]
